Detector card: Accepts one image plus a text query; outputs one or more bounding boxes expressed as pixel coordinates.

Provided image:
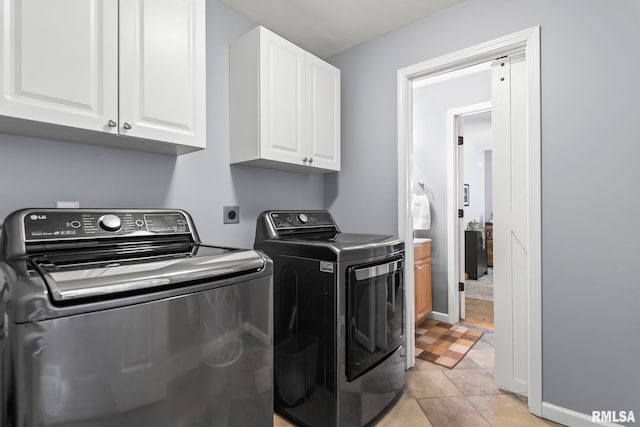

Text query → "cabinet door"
[306,55,340,171]
[119,0,205,148]
[0,0,118,132]
[414,257,432,323]
[259,28,306,165]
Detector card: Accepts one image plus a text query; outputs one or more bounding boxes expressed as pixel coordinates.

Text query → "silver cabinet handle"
[308,158,313,164]
[123,122,132,130]
[108,120,117,127]
[415,264,423,270]
[302,157,308,163]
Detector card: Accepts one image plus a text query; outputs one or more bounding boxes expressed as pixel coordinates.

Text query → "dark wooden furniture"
[485,223,493,267]
[465,230,487,280]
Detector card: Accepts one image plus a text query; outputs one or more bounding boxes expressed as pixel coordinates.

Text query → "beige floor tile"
[472,339,493,350]
[545,419,567,426]
[514,392,528,402]
[274,413,296,426]
[407,370,462,398]
[377,397,434,427]
[443,369,504,395]
[468,394,551,427]
[452,355,483,370]
[399,386,416,400]
[466,348,495,369]
[418,396,491,427]
[413,358,445,371]
[481,332,495,347]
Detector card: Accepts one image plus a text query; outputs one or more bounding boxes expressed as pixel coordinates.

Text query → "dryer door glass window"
[346,256,404,381]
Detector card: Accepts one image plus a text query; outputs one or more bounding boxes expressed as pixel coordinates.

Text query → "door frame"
[446,102,493,325]
[397,26,541,414]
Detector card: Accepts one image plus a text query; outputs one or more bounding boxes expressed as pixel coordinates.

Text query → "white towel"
[413,193,431,230]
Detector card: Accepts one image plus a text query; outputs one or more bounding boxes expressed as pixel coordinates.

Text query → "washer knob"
[298,213,308,224]
[98,214,122,232]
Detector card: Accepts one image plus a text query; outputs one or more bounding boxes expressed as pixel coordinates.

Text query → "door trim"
[446,102,492,325]
[397,26,541,415]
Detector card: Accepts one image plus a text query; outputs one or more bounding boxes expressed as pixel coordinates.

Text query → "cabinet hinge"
[458,136,464,146]
[459,282,465,292]
[458,209,464,218]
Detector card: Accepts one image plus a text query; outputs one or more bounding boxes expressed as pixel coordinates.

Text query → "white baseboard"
[426,311,450,323]
[542,402,623,427]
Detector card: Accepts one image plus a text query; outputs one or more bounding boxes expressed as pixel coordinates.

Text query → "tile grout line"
[466,394,496,427]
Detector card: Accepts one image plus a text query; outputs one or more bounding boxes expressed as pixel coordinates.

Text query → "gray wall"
[463,116,489,226]
[326,0,640,419]
[412,71,491,313]
[0,0,324,249]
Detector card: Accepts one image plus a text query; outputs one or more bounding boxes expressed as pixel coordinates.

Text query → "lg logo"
[29,214,47,221]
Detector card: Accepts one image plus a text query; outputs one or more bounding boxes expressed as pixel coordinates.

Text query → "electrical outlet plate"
[223,205,239,224]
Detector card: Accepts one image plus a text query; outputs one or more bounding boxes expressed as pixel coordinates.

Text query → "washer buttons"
[135,219,145,227]
[70,220,81,229]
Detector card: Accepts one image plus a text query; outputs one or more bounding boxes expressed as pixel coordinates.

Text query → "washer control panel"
[270,211,335,230]
[23,210,190,241]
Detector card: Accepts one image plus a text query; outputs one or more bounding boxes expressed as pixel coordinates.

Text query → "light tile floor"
[274,329,564,426]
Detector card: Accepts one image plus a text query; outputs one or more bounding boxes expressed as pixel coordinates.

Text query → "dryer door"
[346,256,404,381]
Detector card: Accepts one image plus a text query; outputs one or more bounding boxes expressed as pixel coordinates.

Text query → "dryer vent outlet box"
[223,206,239,224]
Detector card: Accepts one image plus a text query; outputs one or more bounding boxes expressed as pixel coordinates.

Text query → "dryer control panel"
[270,211,335,230]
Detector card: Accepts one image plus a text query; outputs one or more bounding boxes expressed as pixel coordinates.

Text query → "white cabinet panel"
[260,31,306,163]
[230,26,340,173]
[0,0,205,155]
[306,55,340,171]
[119,0,205,148]
[0,0,118,132]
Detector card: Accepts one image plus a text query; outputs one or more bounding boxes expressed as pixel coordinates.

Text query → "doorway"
[457,110,494,331]
[397,27,541,414]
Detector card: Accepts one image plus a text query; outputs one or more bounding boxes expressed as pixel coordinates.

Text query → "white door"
[306,55,341,171]
[493,53,528,392]
[0,0,118,132]
[259,28,306,165]
[457,119,466,319]
[119,0,205,148]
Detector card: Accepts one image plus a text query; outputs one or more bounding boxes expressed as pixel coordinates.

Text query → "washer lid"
[31,245,265,302]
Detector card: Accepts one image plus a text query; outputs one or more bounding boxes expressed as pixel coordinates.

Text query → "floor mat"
[415,320,483,368]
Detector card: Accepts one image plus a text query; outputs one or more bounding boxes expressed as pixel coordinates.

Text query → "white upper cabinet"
[305,55,340,172]
[259,30,307,166]
[0,0,119,133]
[230,26,340,173]
[0,0,205,155]
[119,0,205,149]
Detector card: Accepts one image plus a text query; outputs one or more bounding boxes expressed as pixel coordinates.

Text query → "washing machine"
[254,210,405,427]
[0,208,273,426]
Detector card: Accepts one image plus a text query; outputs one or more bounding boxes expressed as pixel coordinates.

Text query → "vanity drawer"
[414,241,431,260]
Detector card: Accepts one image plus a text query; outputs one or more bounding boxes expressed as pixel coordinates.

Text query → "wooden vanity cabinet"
[414,241,432,324]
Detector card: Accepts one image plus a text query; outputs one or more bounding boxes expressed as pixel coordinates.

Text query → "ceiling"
[221,0,465,58]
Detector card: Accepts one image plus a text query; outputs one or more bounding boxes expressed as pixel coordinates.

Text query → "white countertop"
[413,238,432,245]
